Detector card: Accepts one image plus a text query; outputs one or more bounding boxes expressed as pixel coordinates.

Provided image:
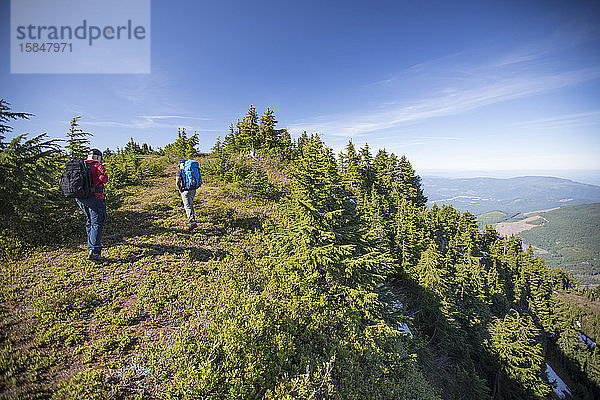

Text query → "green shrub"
[104,150,143,189]
[0,229,25,263]
[31,281,103,347]
[140,157,165,179]
[83,333,136,364]
[241,168,279,199]
[208,153,254,183]
[54,369,109,400]
[163,128,199,162]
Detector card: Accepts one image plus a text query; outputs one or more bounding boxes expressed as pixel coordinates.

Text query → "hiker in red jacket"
[76,149,109,260]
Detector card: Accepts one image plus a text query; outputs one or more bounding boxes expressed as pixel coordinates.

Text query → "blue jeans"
[76,196,107,254]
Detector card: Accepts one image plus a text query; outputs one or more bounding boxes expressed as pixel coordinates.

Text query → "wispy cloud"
[327,135,463,155]
[113,69,183,113]
[302,27,600,140]
[138,115,211,121]
[492,51,545,67]
[289,67,600,137]
[82,115,218,132]
[507,111,600,130]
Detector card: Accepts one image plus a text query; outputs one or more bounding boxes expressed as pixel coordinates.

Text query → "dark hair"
[87,149,103,161]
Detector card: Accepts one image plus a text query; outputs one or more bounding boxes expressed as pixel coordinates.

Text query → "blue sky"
[2,0,600,181]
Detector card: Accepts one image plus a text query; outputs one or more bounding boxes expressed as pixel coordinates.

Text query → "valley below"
[421,176,600,286]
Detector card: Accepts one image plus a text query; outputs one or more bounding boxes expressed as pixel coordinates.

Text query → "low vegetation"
[1,102,599,399]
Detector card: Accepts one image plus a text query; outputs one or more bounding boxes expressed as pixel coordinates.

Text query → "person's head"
[87,149,103,163]
[178,159,186,170]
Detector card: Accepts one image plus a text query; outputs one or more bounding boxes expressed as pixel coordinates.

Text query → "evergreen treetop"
[0,99,32,148]
[65,115,91,160]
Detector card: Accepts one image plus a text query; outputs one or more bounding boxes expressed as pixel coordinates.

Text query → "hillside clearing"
[495,215,547,236]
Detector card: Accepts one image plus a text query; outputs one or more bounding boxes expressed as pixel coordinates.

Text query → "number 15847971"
[19,43,72,52]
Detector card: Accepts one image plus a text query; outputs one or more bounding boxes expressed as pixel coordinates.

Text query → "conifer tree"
[263,135,437,398]
[65,116,91,159]
[187,131,199,157]
[394,198,427,272]
[212,136,223,154]
[278,129,293,160]
[396,155,427,207]
[363,189,393,251]
[223,124,236,151]
[488,310,551,399]
[358,143,375,191]
[454,212,480,262]
[359,143,372,165]
[274,134,372,287]
[0,99,32,148]
[124,137,142,154]
[338,140,362,193]
[164,128,199,159]
[373,149,396,193]
[0,102,62,238]
[295,131,310,155]
[259,107,278,149]
[236,105,259,153]
[415,240,447,296]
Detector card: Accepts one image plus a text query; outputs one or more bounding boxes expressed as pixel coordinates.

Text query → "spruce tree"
[264,135,436,398]
[65,116,91,160]
[124,137,142,154]
[338,140,362,193]
[415,240,447,295]
[0,103,62,238]
[259,107,278,149]
[164,128,199,159]
[0,99,32,149]
[363,189,393,252]
[373,149,400,196]
[278,129,293,160]
[396,155,427,207]
[275,134,369,286]
[236,105,259,153]
[223,124,236,151]
[394,198,427,272]
[488,310,550,399]
[358,143,375,191]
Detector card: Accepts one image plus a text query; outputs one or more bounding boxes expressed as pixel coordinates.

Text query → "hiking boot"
[87,251,103,261]
[189,223,197,231]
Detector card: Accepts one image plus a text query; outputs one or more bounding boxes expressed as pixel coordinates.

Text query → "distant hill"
[481,203,600,285]
[476,210,513,228]
[422,176,600,215]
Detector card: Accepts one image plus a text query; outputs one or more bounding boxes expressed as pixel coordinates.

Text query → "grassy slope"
[0,155,278,398]
[476,210,509,228]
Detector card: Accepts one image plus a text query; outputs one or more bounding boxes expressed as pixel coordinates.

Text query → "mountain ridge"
[422,175,600,215]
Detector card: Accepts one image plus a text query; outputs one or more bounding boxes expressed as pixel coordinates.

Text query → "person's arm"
[175,171,182,192]
[96,163,109,184]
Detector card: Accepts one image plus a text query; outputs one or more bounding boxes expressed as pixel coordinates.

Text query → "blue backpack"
[181,160,202,190]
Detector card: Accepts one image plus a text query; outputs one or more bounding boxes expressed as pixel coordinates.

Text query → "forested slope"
[518,204,600,282]
[477,204,600,285]
[1,103,599,399]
